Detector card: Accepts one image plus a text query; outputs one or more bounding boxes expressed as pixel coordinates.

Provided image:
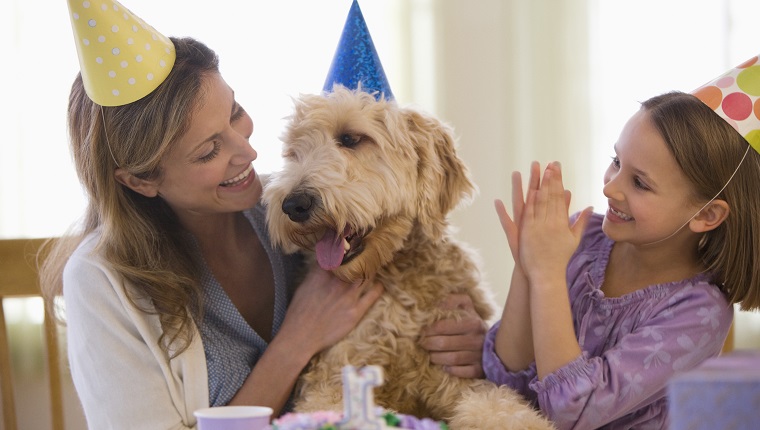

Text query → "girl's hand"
[420,294,488,379]
[492,162,544,371]
[278,266,383,359]
[495,162,541,263]
[519,162,592,283]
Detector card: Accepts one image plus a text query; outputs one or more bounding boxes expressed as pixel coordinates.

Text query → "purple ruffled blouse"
[483,213,733,430]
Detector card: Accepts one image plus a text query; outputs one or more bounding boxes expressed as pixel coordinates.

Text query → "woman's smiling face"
[601,108,704,245]
[151,72,261,220]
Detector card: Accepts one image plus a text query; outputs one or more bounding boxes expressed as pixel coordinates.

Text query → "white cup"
[194,405,273,430]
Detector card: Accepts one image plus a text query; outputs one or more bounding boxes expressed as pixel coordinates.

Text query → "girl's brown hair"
[40,37,220,356]
[643,91,760,311]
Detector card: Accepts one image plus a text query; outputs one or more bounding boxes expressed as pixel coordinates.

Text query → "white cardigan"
[64,232,209,429]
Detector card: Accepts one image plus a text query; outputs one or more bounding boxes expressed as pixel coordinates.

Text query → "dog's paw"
[448,385,556,430]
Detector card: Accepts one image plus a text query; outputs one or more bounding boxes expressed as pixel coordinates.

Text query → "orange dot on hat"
[737,56,759,69]
[693,86,723,111]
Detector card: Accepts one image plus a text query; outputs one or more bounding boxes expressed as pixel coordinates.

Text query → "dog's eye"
[338,133,362,149]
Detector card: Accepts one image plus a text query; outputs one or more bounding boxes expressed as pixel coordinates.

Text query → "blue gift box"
[668,350,760,430]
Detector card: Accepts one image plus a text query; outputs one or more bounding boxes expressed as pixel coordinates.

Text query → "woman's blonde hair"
[643,91,760,311]
[40,37,220,355]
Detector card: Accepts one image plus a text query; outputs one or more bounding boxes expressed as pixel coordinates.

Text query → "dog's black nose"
[282,192,314,222]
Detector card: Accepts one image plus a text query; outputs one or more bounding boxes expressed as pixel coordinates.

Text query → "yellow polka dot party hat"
[692,53,760,153]
[67,0,175,107]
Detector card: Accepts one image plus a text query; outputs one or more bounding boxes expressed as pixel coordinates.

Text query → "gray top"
[194,203,303,407]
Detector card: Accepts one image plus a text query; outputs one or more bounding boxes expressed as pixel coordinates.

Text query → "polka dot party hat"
[692,53,760,153]
[323,0,394,101]
[67,0,176,107]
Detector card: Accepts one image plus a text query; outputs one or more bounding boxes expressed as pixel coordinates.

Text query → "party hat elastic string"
[642,144,750,247]
[99,106,120,167]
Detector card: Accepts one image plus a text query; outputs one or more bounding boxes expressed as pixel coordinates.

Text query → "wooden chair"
[0,238,64,430]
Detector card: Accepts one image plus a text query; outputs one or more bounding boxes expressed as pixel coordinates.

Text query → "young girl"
[485,61,760,428]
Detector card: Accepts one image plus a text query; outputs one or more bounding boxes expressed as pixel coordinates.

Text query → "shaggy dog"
[262,86,554,430]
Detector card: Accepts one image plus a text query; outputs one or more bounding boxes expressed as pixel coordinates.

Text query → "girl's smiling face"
[602,108,705,245]
[151,72,260,221]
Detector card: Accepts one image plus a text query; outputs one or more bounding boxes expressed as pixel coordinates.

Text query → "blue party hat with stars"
[323,0,394,101]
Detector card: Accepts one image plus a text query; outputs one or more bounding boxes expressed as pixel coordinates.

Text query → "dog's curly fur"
[262,86,554,429]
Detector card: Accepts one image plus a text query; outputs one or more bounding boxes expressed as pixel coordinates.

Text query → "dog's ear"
[405,109,477,239]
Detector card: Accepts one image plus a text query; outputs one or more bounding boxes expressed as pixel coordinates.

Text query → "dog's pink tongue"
[316,228,344,271]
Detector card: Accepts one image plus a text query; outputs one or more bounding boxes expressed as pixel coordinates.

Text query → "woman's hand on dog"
[279,266,384,361]
[238,267,382,413]
[420,294,487,379]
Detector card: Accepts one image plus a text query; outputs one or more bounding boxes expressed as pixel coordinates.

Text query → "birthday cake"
[271,408,447,430]
[270,366,448,430]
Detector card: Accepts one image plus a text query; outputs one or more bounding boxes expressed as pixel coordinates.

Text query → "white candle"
[339,365,385,429]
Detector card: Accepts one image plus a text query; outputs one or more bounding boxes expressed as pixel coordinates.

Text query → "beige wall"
[411,0,594,310]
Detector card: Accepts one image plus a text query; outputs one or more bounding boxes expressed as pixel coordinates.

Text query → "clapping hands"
[495,161,592,284]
